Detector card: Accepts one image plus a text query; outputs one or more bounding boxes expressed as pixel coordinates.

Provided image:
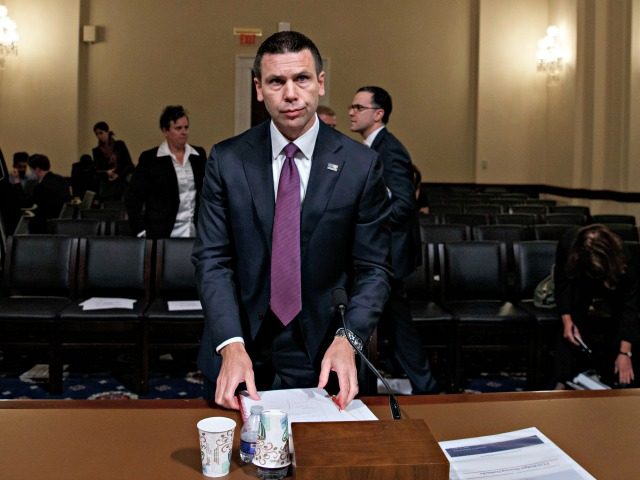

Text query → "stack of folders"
[567,371,611,390]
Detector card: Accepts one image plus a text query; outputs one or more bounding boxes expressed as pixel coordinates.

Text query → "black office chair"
[544,213,587,225]
[46,218,105,236]
[591,214,635,225]
[464,204,503,215]
[58,236,152,393]
[597,223,639,242]
[493,213,539,226]
[532,223,575,241]
[441,213,490,227]
[0,235,79,393]
[437,241,535,391]
[512,240,559,389]
[144,238,203,387]
[551,205,591,220]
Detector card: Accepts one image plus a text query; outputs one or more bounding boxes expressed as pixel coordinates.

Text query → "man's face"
[254,49,325,140]
[163,116,189,150]
[349,91,382,137]
[318,113,337,129]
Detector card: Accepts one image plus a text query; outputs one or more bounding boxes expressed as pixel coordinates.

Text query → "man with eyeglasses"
[349,86,438,394]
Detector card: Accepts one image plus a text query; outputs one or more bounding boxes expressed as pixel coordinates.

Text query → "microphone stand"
[336,303,402,420]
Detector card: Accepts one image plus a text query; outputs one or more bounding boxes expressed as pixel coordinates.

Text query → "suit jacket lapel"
[301,126,344,253]
[243,124,275,243]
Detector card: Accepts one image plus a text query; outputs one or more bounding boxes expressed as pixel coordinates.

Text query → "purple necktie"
[270,142,302,326]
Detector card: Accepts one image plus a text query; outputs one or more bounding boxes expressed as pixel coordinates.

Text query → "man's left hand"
[317,336,359,410]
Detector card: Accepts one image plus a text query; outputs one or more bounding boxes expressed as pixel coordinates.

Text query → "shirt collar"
[270,115,320,160]
[364,125,385,147]
[157,140,197,159]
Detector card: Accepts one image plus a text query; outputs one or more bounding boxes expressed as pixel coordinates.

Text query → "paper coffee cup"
[252,409,291,469]
[197,416,236,477]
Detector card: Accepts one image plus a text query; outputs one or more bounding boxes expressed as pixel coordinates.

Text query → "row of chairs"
[44,218,132,236]
[404,238,640,392]
[403,240,559,392]
[0,235,201,394]
[422,211,636,227]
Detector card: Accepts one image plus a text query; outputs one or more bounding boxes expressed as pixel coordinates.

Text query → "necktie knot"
[283,142,299,160]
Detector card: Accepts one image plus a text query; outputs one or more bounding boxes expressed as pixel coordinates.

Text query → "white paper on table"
[238,387,377,426]
[167,300,202,311]
[79,297,136,310]
[439,427,595,480]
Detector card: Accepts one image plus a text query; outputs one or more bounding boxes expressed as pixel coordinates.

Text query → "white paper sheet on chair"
[79,297,136,310]
[167,300,202,311]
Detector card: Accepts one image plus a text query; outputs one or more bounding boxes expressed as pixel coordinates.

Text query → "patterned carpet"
[0,352,527,400]
[0,352,205,400]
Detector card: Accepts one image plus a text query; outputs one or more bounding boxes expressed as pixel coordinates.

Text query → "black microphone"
[332,288,401,420]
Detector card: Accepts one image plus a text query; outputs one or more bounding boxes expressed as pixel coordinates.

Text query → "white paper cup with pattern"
[252,409,291,470]
[197,417,236,477]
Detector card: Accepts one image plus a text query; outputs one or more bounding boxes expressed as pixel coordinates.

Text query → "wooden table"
[1,390,639,479]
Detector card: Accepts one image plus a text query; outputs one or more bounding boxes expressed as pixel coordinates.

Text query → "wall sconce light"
[537,25,564,81]
[0,4,19,66]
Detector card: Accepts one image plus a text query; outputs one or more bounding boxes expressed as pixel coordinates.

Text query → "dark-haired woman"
[553,224,639,388]
[92,121,133,200]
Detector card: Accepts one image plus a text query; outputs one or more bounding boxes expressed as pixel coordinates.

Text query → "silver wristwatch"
[335,328,364,353]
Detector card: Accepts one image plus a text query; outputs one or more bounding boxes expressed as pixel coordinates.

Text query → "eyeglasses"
[348,104,380,113]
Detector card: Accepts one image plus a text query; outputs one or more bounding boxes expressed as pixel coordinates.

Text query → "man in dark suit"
[126,105,206,238]
[193,31,391,411]
[27,154,71,234]
[349,86,437,393]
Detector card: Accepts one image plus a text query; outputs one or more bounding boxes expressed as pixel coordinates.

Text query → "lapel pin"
[327,163,339,172]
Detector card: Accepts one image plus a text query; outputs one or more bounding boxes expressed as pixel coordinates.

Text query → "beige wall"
[1,0,639,217]
[0,0,80,169]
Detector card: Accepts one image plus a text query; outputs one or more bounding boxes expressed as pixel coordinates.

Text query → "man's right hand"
[215,342,260,410]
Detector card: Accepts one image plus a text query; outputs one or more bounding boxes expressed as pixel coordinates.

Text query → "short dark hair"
[159,105,188,131]
[93,121,110,133]
[28,154,51,171]
[13,151,29,166]
[357,86,393,124]
[252,31,323,80]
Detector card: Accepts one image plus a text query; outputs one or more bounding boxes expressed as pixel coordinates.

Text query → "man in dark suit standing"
[349,86,437,393]
[193,31,391,410]
[126,105,206,238]
[27,154,71,234]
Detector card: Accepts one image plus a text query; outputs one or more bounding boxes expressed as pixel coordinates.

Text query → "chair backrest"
[510,204,547,216]
[77,236,151,298]
[155,238,197,297]
[544,213,586,225]
[493,213,538,226]
[3,235,78,297]
[513,240,557,299]
[604,223,639,242]
[472,224,530,243]
[438,241,507,301]
[420,223,470,244]
[79,208,126,222]
[592,214,636,226]
[532,223,575,241]
[551,205,591,218]
[418,213,440,226]
[429,204,463,216]
[441,213,490,227]
[111,219,133,236]
[47,218,104,236]
[465,204,503,215]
